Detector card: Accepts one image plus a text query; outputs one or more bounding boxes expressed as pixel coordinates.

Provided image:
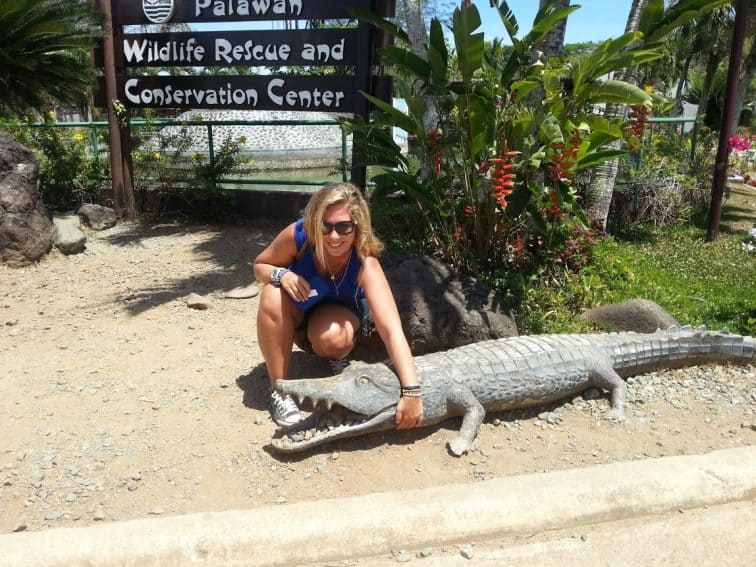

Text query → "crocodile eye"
[359,376,369,384]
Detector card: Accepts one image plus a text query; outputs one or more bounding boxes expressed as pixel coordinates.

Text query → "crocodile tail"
[611,327,755,376]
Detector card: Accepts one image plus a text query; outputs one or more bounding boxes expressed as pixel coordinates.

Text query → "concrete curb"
[2,446,755,566]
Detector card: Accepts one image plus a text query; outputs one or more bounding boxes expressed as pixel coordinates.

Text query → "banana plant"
[342,1,668,271]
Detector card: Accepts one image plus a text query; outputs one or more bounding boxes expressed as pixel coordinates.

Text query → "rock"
[391,550,413,562]
[78,204,118,230]
[351,253,518,358]
[93,506,106,521]
[11,523,27,533]
[583,299,679,333]
[0,131,54,267]
[458,544,475,559]
[186,293,211,310]
[53,215,86,255]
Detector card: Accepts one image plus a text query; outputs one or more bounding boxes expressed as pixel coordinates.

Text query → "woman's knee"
[308,323,355,359]
[258,287,300,327]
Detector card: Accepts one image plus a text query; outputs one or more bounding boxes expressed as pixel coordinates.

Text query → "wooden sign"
[113,0,377,26]
[110,74,357,111]
[118,29,358,67]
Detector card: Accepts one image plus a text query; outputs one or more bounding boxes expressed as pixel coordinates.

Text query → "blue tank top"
[289,218,364,312]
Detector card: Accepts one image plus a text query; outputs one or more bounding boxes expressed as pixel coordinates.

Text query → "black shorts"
[294,297,372,354]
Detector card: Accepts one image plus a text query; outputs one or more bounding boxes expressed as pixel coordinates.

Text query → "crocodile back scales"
[411,328,755,415]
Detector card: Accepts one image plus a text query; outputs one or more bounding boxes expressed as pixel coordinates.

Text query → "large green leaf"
[494,1,520,41]
[539,114,564,145]
[453,4,485,84]
[348,7,409,44]
[378,46,431,81]
[637,0,665,37]
[522,2,581,49]
[510,79,541,100]
[585,131,620,152]
[371,171,439,205]
[576,150,626,170]
[581,115,624,138]
[428,19,448,85]
[592,49,663,79]
[643,0,730,43]
[468,95,495,154]
[578,80,653,106]
[359,91,418,134]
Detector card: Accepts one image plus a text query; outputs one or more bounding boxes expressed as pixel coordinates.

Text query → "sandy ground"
[1,219,754,534]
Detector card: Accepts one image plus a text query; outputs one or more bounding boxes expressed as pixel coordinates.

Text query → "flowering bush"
[728,135,751,152]
[344,1,656,274]
[1,119,108,210]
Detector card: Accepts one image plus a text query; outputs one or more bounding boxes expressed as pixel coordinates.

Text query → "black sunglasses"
[322,220,356,235]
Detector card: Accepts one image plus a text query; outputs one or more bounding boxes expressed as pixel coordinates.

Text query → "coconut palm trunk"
[584,0,648,231]
[540,0,569,56]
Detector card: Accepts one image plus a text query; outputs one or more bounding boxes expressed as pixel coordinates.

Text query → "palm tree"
[583,0,731,231]
[540,0,570,56]
[583,0,648,231]
[0,0,101,117]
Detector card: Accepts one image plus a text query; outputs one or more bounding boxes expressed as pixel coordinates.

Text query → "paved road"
[350,500,756,566]
[2,448,754,566]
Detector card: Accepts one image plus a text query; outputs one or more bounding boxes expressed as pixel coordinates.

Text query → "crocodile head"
[270,363,400,453]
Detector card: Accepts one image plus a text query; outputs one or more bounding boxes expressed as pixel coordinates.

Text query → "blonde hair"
[303,182,384,269]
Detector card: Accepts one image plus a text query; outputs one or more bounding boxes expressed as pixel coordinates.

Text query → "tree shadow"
[100,218,285,316]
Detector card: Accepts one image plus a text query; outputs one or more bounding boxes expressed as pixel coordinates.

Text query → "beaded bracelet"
[401,385,422,398]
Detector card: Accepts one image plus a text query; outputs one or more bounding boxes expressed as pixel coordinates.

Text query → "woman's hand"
[395,396,423,429]
[280,271,311,303]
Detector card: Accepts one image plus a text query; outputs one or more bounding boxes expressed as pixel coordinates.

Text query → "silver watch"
[270,267,290,287]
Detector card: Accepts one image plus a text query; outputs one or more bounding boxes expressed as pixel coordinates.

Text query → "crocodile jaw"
[270,406,396,452]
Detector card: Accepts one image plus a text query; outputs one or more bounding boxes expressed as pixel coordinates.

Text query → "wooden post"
[706,0,749,242]
[99,0,135,219]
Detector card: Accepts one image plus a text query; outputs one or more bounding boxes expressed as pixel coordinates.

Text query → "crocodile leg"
[446,385,486,456]
[588,359,628,422]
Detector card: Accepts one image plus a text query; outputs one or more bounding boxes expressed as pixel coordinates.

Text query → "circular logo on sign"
[142,0,175,24]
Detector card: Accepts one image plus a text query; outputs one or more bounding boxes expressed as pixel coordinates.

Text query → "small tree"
[0,0,102,117]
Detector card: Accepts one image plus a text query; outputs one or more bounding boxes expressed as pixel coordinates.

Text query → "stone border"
[1,447,754,566]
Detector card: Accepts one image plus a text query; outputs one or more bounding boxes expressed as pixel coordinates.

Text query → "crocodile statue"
[270,326,755,455]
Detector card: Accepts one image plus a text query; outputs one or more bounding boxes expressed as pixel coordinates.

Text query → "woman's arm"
[253,223,311,302]
[359,256,423,429]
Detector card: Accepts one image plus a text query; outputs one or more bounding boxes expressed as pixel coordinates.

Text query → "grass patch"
[518,225,755,335]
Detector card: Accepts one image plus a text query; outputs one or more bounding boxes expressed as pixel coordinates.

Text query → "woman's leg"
[306,303,360,360]
[257,284,304,388]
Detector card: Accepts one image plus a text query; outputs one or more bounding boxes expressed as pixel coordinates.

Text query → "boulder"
[0,131,53,267]
[352,253,518,359]
[583,299,680,333]
[78,203,117,230]
[53,215,86,255]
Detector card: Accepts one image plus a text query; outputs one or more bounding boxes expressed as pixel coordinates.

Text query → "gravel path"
[1,220,754,534]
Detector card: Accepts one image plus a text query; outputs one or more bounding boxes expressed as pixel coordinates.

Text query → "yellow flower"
[73,132,85,142]
[152,152,161,160]
[644,85,655,94]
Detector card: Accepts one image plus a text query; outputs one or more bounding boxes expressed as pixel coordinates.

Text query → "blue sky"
[473,0,634,44]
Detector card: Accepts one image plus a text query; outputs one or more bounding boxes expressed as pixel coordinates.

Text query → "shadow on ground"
[101,218,284,315]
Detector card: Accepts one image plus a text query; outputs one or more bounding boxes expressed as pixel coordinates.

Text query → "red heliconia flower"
[490,145,517,209]
[426,129,443,174]
[548,189,563,220]
[548,130,580,183]
[627,105,652,149]
[453,225,465,243]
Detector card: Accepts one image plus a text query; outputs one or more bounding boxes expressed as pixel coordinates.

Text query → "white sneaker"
[270,390,302,427]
